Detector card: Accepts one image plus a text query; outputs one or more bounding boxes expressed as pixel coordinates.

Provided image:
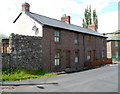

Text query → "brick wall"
[2,33,43,70]
[42,25,107,72]
[42,26,85,72]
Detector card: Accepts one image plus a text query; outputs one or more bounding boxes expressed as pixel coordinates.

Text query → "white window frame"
[116,51,118,57]
[74,39,78,44]
[75,51,79,63]
[87,56,91,61]
[74,33,79,44]
[115,41,118,47]
[54,31,60,43]
[102,51,104,59]
[87,51,91,61]
[54,50,60,66]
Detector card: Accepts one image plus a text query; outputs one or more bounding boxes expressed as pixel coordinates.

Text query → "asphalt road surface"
[2,64,118,92]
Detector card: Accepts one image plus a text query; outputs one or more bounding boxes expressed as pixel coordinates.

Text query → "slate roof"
[106,34,120,41]
[14,12,106,38]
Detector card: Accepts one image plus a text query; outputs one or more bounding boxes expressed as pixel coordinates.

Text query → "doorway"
[92,50,96,61]
[66,50,71,68]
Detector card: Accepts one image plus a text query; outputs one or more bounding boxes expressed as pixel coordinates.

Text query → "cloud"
[28,0,85,19]
[98,11,118,33]
[0,0,118,35]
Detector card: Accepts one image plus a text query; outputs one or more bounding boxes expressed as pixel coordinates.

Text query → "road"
[2,64,118,92]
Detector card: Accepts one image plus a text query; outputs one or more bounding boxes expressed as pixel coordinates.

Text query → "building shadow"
[1,82,58,87]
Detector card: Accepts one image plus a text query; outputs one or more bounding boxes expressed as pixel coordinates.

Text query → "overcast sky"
[0,0,119,36]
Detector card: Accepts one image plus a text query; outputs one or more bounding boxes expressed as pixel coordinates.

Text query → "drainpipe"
[83,34,86,67]
[49,28,52,72]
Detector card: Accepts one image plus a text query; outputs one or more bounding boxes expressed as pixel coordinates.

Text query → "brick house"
[12,2,107,72]
[105,30,120,63]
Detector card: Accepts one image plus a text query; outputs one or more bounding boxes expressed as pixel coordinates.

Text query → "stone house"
[5,2,108,72]
[105,30,120,63]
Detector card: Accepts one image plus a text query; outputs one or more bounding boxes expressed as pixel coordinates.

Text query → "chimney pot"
[22,2,30,12]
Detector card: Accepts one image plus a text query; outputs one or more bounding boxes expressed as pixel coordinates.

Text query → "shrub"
[2,68,57,81]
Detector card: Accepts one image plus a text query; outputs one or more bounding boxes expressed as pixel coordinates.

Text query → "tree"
[93,9,98,31]
[82,6,98,31]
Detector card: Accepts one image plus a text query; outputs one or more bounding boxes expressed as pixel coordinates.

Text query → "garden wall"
[2,33,43,70]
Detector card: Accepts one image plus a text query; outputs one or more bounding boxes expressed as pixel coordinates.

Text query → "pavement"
[1,63,119,92]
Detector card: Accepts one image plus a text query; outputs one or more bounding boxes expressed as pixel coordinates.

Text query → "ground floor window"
[116,51,118,57]
[54,50,61,66]
[115,41,118,47]
[75,51,79,63]
[87,51,91,61]
[102,50,105,59]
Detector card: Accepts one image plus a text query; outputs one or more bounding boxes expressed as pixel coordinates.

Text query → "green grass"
[2,68,57,82]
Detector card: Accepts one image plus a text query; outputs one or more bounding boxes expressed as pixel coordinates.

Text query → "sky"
[0,0,119,36]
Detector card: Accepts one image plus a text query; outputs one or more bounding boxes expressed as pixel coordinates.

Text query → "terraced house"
[105,30,120,63]
[3,2,109,72]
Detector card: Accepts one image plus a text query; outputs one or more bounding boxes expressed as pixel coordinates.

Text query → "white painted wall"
[14,13,43,37]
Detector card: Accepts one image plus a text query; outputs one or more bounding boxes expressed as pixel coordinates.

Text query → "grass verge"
[2,68,57,82]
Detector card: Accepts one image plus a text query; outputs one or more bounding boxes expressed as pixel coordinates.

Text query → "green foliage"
[2,68,57,81]
[82,5,98,31]
[93,9,98,31]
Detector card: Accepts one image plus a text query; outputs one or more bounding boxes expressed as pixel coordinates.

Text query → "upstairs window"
[54,31,60,43]
[54,50,61,66]
[74,34,79,44]
[74,39,78,44]
[102,38,106,46]
[87,35,91,46]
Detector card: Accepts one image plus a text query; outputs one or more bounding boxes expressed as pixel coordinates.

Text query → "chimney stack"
[61,14,70,24]
[88,24,96,31]
[22,2,30,12]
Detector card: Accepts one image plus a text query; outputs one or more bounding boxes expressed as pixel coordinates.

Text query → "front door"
[66,50,71,68]
[92,50,96,61]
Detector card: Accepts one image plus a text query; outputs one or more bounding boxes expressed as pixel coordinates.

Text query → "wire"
[10,0,36,25]
[10,0,22,12]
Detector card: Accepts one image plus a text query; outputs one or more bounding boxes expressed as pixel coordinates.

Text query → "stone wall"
[2,54,10,68]
[2,33,42,70]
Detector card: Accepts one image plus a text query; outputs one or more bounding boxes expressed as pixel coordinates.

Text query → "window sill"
[54,42,61,44]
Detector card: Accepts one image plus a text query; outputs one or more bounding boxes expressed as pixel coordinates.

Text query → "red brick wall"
[42,25,107,72]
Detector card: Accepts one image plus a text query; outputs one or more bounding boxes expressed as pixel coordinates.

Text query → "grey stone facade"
[2,33,42,70]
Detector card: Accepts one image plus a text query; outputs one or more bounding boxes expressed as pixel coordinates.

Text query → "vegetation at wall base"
[2,68,57,82]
